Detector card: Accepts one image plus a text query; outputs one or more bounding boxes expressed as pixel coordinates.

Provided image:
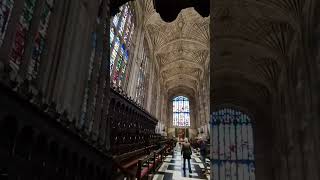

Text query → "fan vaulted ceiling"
[142,0,210,97]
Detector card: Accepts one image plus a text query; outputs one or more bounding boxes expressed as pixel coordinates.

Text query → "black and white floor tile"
[152,144,210,180]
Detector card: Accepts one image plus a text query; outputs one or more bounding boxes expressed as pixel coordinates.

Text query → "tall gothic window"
[173,96,190,127]
[0,0,14,47]
[27,0,54,80]
[110,3,135,87]
[211,108,255,180]
[135,46,149,105]
[9,0,38,70]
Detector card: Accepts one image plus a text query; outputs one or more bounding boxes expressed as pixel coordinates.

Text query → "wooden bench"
[113,145,155,179]
[113,140,174,179]
[136,144,173,179]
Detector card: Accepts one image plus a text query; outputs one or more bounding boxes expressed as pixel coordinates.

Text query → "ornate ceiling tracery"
[210,0,308,114]
[141,0,210,97]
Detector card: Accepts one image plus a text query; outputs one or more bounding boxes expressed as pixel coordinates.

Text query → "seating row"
[113,141,174,179]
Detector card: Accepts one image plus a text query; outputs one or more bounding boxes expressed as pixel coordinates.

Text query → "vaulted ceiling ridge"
[213,68,273,93]
[160,62,203,73]
[164,74,198,82]
[155,38,209,53]
[158,53,207,65]
[166,80,198,92]
[162,67,201,77]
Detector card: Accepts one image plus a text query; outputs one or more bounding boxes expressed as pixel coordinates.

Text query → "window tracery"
[173,96,190,127]
[211,108,255,180]
[135,46,149,106]
[0,0,14,47]
[110,3,135,87]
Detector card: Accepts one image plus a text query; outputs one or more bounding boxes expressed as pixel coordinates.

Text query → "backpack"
[183,144,192,158]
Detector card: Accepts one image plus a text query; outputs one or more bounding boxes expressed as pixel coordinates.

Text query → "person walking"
[181,138,192,173]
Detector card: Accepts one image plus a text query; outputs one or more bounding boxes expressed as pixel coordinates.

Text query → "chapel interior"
[0,0,319,179]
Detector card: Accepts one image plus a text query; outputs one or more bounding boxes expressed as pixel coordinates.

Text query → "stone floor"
[152,143,210,180]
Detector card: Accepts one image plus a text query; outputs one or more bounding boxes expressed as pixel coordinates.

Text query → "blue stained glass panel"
[210,108,255,180]
[172,96,190,127]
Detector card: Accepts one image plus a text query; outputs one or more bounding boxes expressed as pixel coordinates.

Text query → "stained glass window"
[0,0,14,47]
[173,96,191,127]
[110,2,135,87]
[9,0,37,70]
[27,0,54,80]
[211,108,255,180]
[135,46,149,105]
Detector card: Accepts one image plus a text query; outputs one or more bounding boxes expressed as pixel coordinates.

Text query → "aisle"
[152,143,210,180]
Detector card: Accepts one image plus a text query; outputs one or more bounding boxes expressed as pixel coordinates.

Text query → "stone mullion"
[109,23,117,83]
[37,0,70,101]
[271,82,282,180]
[0,0,25,66]
[282,70,294,180]
[142,55,149,107]
[291,32,318,180]
[92,1,111,143]
[283,64,298,180]
[286,53,305,180]
[100,2,111,149]
[301,10,320,178]
[19,0,45,80]
[46,0,76,103]
[100,0,111,148]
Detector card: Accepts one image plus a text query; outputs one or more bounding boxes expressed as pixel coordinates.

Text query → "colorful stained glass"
[110,2,134,87]
[112,13,120,27]
[127,23,134,48]
[27,0,54,80]
[211,108,255,180]
[173,96,191,127]
[124,13,132,42]
[0,0,14,47]
[9,0,37,70]
[110,27,114,45]
[118,5,128,35]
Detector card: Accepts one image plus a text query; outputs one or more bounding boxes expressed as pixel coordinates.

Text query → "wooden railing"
[0,73,164,180]
[0,83,113,179]
[109,87,158,155]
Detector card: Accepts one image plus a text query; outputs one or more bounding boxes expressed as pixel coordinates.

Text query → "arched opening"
[172,96,191,140]
[211,107,255,180]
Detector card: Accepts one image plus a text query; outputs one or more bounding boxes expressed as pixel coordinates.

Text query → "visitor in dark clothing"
[181,138,192,173]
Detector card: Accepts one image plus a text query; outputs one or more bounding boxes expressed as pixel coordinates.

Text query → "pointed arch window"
[110,2,135,87]
[173,96,190,127]
[27,0,54,80]
[211,108,255,180]
[9,0,38,70]
[0,0,15,47]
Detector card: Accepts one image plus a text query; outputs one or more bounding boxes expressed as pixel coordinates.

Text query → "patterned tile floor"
[152,143,210,180]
